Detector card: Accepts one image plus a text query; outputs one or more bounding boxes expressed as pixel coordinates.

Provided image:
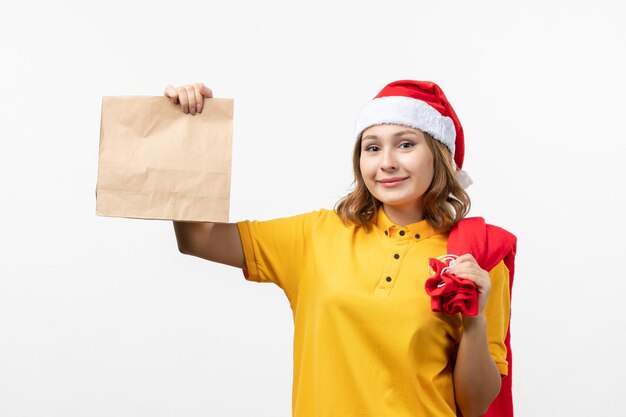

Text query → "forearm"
[173,221,245,268]
[173,220,214,253]
[453,314,502,417]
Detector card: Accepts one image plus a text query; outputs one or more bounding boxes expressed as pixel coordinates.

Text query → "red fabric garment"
[440,217,517,417]
[425,257,479,316]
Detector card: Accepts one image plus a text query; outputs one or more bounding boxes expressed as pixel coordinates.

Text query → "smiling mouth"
[377,177,408,188]
[378,177,408,184]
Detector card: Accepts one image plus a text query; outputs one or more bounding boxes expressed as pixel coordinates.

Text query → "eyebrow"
[361,130,420,141]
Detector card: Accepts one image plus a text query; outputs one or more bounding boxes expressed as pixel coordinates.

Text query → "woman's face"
[359,124,434,215]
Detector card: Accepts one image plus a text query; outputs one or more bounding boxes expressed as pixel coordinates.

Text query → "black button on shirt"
[415,234,421,239]
[386,277,392,282]
[394,254,400,259]
[399,230,405,236]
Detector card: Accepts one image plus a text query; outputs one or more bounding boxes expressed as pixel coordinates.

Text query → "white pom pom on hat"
[354,80,472,188]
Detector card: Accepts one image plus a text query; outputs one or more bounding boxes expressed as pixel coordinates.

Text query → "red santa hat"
[354,80,472,188]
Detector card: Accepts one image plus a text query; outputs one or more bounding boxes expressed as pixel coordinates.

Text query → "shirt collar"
[375,207,440,240]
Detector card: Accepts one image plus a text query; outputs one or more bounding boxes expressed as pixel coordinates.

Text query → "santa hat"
[354,80,472,188]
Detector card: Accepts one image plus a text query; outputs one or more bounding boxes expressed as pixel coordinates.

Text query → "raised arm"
[166,83,245,269]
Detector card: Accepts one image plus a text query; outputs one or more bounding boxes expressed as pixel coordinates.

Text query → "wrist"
[462,313,487,331]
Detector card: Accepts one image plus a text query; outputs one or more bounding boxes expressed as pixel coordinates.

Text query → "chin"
[374,196,417,207]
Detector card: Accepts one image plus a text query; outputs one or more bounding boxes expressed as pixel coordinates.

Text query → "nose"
[380,148,397,171]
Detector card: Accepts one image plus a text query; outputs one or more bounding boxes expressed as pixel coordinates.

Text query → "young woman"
[165,80,512,417]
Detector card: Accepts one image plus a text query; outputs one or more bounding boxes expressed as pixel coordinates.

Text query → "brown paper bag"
[96,96,234,222]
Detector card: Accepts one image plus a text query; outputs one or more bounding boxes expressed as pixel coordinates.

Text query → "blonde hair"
[335,133,471,233]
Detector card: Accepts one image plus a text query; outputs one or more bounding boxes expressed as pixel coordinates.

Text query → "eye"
[399,141,415,149]
[365,145,381,152]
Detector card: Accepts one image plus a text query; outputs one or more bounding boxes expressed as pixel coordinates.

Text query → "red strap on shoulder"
[448,217,517,417]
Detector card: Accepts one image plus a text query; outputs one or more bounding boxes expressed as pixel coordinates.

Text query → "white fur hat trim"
[354,96,457,156]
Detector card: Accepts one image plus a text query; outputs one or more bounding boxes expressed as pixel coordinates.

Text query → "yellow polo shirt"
[237,208,510,417]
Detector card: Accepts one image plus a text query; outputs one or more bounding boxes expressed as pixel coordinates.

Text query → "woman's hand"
[164,82,213,115]
[447,253,491,317]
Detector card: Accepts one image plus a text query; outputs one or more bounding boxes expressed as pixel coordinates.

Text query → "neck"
[383,203,425,226]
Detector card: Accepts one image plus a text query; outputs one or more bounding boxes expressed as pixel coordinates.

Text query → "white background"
[1,0,625,416]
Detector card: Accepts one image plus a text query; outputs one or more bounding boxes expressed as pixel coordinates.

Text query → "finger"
[185,85,197,115]
[455,271,488,286]
[448,260,479,274]
[454,253,477,265]
[448,264,472,276]
[164,84,179,104]
[451,263,487,279]
[452,269,491,292]
[448,262,487,279]
[193,85,204,113]
[177,87,190,113]
[199,83,213,98]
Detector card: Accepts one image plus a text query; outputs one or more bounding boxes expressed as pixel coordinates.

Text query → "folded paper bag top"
[96,96,234,222]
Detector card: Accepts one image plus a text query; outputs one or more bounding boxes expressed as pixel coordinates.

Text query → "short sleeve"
[236,212,315,303]
[484,260,511,376]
